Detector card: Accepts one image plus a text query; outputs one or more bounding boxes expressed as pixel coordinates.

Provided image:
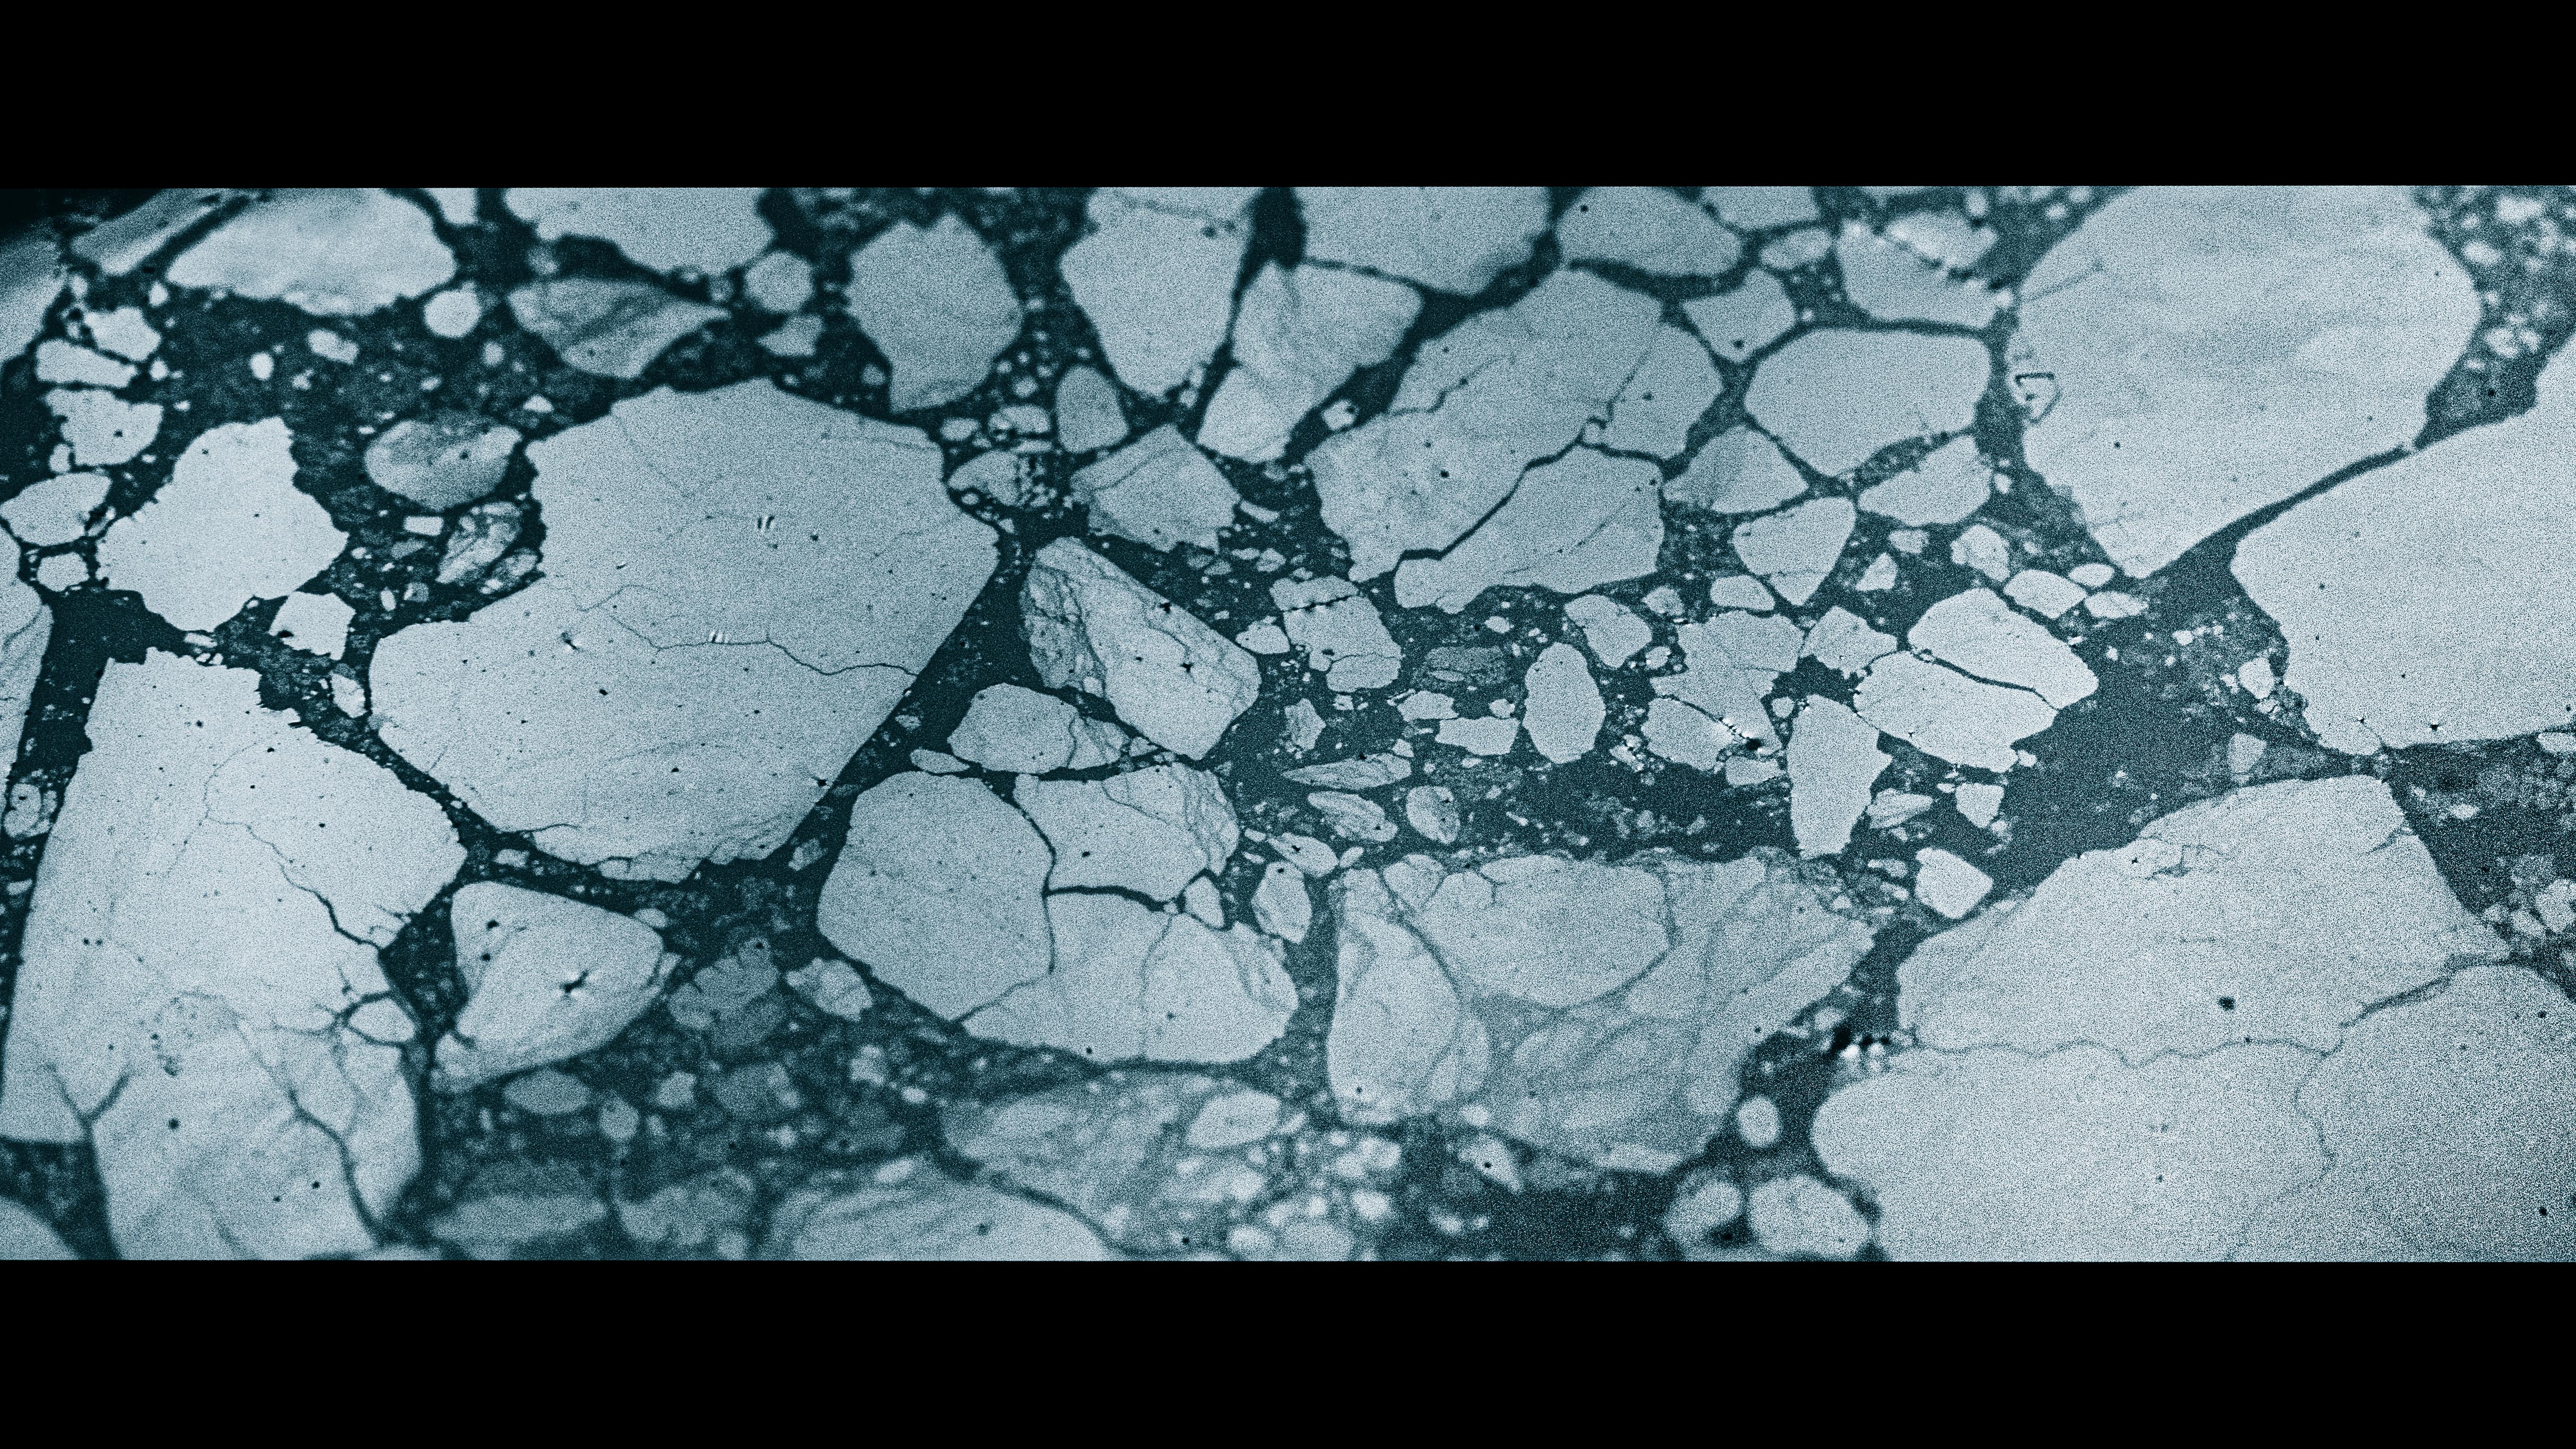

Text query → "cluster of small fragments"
[0,184,2569,1261]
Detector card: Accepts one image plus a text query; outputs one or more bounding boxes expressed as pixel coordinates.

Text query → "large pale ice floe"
[96,418,346,633]
[166,189,455,316]
[1061,188,1257,397]
[0,654,462,1258]
[1022,538,1260,758]
[845,213,1023,412]
[1272,575,1402,691]
[1295,186,1551,295]
[503,188,772,274]
[2019,186,2480,577]
[371,380,996,880]
[1198,263,1420,462]
[2233,343,2576,753]
[1746,329,1990,475]
[1813,777,2571,1261]
[1328,851,1873,1171]
[1309,270,1660,581]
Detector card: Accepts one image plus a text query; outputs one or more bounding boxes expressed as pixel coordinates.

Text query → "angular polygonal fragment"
[98,418,345,633]
[363,412,521,510]
[269,590,355,658]
[1061,187,1255,396]
[1681,272,1797,365]
[504,187,771,274]
[2021,186,2478,576]
[2003,568,2087,619]
[84,306,160,361]
[1563,594,1652,667]
[1308,270,1660,580]
[166,189,454,316]
[965,894,1295,1064]
[1868,790,1937,828]
[1253,861,1312,943]
[1801,606,1897,678]
[786,959,874,1020]
[1601,325,1723,458]
[1729,497,1853,606]
[1022,538,1261,758]
[0,654,461,1259]
[1523,642,1604,764]
[1857,436,1990,526]
[1788,698,1888,858]
[1198,263,1420,462]
[2234,345,2576,753]
[1747,329,1990,475]
[1651,610,1804,760]
[818,772,1053,1020]
[45,389,160,467]
[1311,790,1398,841]
[1854,653,2058,773]
[1394,449,1664,612]
[1557,187,1741,277]
[766,1165,1110,1260]
[1909,587,2098,707]
[945,683,1124,775]
[1902,777,2499,1061]
[1014,764,1238,901]
[1912,847,1994,918]
[505,278,725,379]
[1665,427,1807,515]
[1955,781,2005,828]
[1950,522,2012,582]
[1437,716,1518,756]
[1053,365,1127,453]
[1296,186,1550,295]
[1070,425,1240,552]
[373,382,996,880]
[847,213,1023,411]
[435,883,671,1088]
[1835,222,2002,328]
[1,471,109,546]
